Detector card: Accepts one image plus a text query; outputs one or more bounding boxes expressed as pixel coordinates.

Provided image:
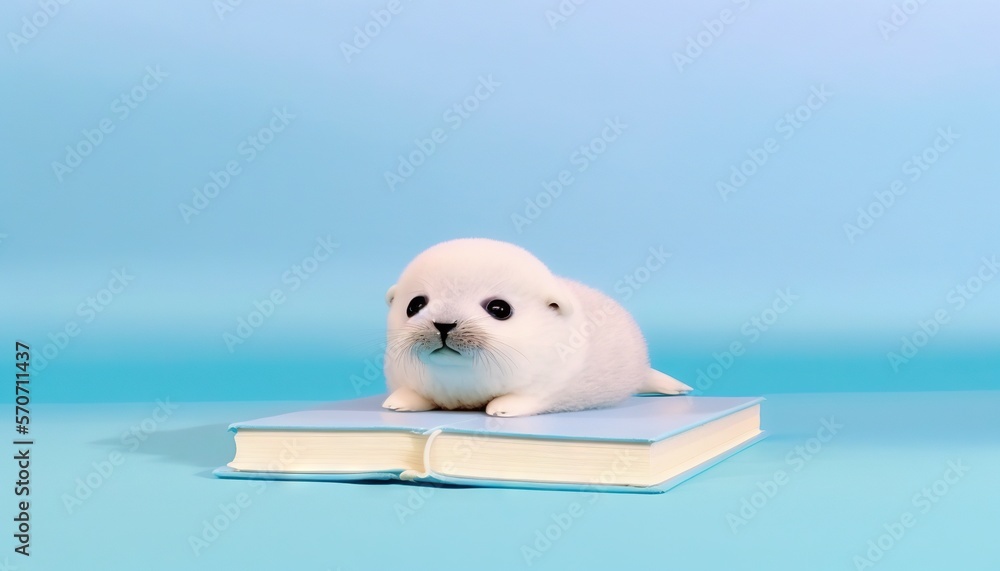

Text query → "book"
[214,394,765,494]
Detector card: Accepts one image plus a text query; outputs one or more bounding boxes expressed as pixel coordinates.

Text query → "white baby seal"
[382,238,692,417]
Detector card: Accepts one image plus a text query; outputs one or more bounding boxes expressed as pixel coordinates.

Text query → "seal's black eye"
[406,296,427,318]
[484,299,512,320]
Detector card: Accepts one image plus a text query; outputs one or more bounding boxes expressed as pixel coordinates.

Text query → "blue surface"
[34,392,999,569]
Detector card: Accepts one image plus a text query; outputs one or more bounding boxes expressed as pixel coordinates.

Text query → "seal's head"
[385,238,575,383]
[382,238,692,415]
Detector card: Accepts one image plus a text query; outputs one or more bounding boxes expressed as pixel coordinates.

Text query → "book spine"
[399,428,444,481]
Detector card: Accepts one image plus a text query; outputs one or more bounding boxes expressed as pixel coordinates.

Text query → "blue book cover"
[214,395,765,494]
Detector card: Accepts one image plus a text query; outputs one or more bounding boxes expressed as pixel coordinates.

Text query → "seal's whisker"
[380,238,684,416]
[489,336,528,363]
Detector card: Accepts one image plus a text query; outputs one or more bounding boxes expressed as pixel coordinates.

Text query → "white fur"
[382,238,691,417]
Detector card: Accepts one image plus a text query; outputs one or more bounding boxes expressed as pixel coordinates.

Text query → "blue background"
[2,1,999,570]
[3,0,998,403]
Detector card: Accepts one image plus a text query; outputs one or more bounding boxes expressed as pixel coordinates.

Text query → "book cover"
[214,395,765,494]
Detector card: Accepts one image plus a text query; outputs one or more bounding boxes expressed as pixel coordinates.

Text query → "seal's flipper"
[383,387,438,412]
[639,369,693,395]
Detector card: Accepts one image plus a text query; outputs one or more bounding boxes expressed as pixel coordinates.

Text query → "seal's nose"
[433,322,457,337]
